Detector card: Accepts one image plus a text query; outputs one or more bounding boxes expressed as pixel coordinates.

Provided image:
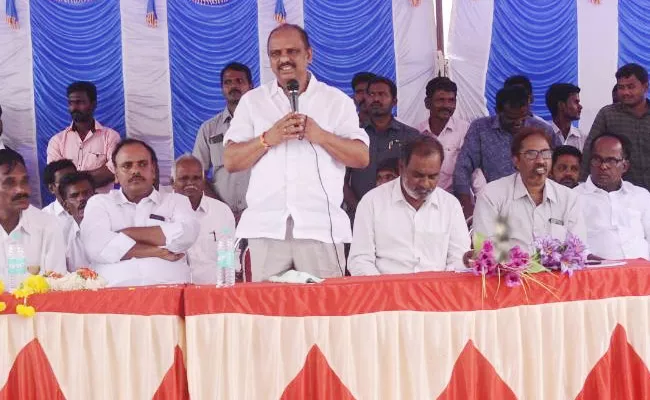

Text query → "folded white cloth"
[268,270,324,284]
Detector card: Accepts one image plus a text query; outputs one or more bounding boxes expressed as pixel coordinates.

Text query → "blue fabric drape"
[303,0,396,99]
[618,0,650,72]
[30,0,125,205]
[485,0,578,119]
[168,0,259,158]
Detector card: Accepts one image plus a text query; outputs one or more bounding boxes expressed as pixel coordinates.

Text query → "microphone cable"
[309,142,345,277]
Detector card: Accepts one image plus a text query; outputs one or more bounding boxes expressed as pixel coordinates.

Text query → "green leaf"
[526,260,548,274]
[473,232,486,256]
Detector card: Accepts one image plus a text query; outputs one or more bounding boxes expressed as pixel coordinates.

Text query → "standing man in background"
[351,72,376,126]
[224,24,369,282]
[193,62,253,221]
[545,83,587,150]
[47,82,120,193]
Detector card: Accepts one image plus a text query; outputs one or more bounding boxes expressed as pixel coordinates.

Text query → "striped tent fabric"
[0,0,437,206]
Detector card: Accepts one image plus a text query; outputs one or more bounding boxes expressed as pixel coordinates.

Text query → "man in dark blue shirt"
[453,85,561,218]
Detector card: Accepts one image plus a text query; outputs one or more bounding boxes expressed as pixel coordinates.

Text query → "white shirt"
[80,189,200,287]
[416,116,487,195]
[224,74,369,243]
[575,177,650,259]
[473,173,586,253]
[186,195,236,284]
[41,199,73,234]
[65,220,90,271]
[0,206,66,274]
[348,178,470,275]
[551,121,588,151]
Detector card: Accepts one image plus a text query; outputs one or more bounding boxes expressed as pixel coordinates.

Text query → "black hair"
[351,72,377,90]
[590,133,632,160]
[221,62,253,86]
[111,138,158,167]
[400,135,445,166]
[545,83,581,117]
[367,76,398,99]
[0,148,26,174]
[552,145,582,167]
[43,159,76,186]
[67,81,97,103]
[504,75,533,97]
[58,171,95,200]
[496,85,529,112]
[510,127,552,156]
[376,157,399,174]
[267,24,310,50]
[425,77,457,98]
[616,63,649,85]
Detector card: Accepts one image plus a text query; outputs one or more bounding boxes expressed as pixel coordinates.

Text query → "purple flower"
[506,246,530,271]
[472,240,498,276]
[504,272,522,287]
[533,236,562,269]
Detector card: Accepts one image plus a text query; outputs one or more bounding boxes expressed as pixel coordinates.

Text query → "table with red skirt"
[2,261,650,399]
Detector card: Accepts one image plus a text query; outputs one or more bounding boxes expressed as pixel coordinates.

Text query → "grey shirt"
[193,109,250,214]
[349,118,421,200]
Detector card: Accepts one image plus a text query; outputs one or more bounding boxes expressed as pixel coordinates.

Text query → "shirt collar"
[512,173,557,204]
[14,206,36,235]
[53,199,66,216]
[615,99,650,118]
[391,178,439,208]
[491,115,537,132]
[116,188,160,205]
[197,195,210,213]
[270,72,318,98]
[551,121,580,138]
[67,120,103,135]
[417,115,456,135]
[584,175,628,194]
[222,108,233,124]
[363,117,401,132]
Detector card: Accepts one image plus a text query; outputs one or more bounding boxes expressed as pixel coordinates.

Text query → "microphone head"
[287,79,300,93]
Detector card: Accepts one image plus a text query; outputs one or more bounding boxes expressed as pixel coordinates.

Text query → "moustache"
[228,89,241,96]
[439,108,453,114]
[129,175,144,183]
[184,185,199,191]
[11,193,29,202]
[279,62,296,70]
[370,102,382,108]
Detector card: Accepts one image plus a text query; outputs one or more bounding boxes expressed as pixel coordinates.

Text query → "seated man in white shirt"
[348,136,470,275]
[473,128,586,252]
[42,159,77,226]
[58,172,95,271]
[0,149,66,274]
[171,154,235,284]
[80,139,200,287]
[575,133,650,259]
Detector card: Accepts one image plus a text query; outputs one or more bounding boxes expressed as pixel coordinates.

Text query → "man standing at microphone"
[224,24,369,282]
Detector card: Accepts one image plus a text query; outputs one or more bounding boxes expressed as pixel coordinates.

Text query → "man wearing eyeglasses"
[472,127,586,253]
[575,133,650,260]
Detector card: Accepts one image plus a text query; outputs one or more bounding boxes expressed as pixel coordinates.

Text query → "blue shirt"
[452,116,561,195]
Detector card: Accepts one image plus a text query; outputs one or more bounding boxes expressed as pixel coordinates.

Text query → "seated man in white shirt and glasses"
[472,127,586,253]
[81,139,200,287]
[224,24,369,282]
[171,154,235,284]
[348,136,471,275]
[58,172,95,271]
[0,149,66,275]
[575,133,650,260]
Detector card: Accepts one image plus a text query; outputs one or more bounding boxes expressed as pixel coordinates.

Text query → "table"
[184,261,650,399]
[0,286,188,400]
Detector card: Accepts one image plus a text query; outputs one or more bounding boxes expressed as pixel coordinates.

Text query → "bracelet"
[260,131,271,149]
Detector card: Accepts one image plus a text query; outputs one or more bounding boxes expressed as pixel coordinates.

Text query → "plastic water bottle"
[216,235,236,287]
[6,232,27,291]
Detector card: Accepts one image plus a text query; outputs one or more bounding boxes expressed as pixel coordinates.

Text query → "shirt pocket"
[82,145,108,170]
[441,145,461,177]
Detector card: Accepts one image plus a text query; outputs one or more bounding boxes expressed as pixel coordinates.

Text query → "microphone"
[287,79,299,113]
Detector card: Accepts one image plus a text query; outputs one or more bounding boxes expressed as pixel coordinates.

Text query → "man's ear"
[424,97,431,110]
[48,183,57,196]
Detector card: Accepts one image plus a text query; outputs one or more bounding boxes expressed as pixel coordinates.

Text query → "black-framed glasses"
[590,155,625,168]
[520,149,553,160]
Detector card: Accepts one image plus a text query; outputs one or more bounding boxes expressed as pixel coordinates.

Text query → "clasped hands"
[263,112,326,147]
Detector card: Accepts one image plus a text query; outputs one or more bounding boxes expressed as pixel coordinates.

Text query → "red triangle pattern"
[437,340,517,400]
[575,324,650,400]
[151,345,189,400]
[0,339,66,400]
[280,344,356,400]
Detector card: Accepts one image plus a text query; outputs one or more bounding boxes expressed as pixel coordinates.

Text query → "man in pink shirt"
[416,77,486,195]
[47,82,120,193]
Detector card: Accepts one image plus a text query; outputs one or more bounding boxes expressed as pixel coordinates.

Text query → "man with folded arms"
[0,149,66,274]
[472,128,586,252]
[81,139,199,287]
[348,136,470,275]
[58,172,95,271]
[172,154,235,284]
[575,133,650,260]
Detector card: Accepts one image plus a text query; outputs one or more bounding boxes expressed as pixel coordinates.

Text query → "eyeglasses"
[590,155,625,168]
[519,149,553,160]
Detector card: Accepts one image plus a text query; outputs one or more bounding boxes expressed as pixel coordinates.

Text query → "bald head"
[172,155,205,208]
